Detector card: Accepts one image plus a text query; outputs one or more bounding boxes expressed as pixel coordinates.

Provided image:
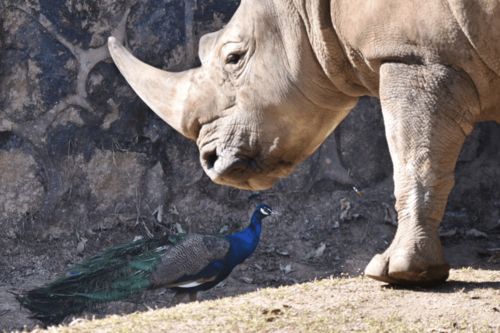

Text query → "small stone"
[280,263,293,275]
[175,223,185,234]
[241,276,253,284]
[276,249,290,256]
[153,205,164,223]
[0,119,14,131]
[314,242,327,257]
[439,228,458,238]
[169,205,179,215]
[305,242,327,260]
[339,198,352,221]
[76,238,87,254]
[466,229,488,238]
[263,246,275,254]
[486,248,500,255]
[352,186,364,197]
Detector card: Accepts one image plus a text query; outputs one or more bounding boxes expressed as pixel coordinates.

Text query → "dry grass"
[29,269,499,333]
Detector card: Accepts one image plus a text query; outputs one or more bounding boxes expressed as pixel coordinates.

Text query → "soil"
[25,270,500,332]
[1,179,499,332]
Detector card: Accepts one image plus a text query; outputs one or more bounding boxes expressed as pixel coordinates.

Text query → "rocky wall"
[1,0,500,258]
[1,0,500,262]
[0,0,243,239]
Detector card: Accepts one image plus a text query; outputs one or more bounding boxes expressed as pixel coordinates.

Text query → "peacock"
[16,204,274,325]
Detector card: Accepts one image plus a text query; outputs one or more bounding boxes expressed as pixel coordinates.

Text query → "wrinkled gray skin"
[108,0,500,286]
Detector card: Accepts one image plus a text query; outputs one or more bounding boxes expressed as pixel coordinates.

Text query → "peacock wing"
[150,234,230,287]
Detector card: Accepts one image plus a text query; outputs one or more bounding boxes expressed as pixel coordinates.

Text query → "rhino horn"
[108,36,195,138]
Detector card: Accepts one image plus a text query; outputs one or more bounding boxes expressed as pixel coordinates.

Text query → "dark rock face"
[0,0,241,236]
[0,0,499,330]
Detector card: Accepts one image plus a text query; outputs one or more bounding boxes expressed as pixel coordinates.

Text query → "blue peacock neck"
[225,213,263,268]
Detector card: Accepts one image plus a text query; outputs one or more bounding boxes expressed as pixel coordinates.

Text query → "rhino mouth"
[197,119,296,190]
[200,146,294,190]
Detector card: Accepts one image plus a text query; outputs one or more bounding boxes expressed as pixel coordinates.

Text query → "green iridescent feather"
[16,235,183,325]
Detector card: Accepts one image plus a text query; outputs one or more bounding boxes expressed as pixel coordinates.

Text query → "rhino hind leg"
[365,63,480,286]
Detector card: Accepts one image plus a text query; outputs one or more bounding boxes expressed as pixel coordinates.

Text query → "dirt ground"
[1,179,499,332]
[27,269,500,332]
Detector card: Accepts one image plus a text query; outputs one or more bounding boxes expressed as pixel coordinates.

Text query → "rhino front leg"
[365,63,480,285]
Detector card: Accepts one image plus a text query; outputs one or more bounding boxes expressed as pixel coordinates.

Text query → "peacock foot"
[364,248,450,287]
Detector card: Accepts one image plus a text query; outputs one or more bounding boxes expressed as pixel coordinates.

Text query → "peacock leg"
[189,291,198,302]
[172,291,197,304]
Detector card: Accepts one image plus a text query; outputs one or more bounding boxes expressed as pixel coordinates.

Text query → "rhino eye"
[226,52,243,65]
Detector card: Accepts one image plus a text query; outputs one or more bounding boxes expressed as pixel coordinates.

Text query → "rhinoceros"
[108,0,500,286]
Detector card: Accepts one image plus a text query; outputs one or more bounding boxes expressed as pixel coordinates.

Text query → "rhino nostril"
[204,150,218,170]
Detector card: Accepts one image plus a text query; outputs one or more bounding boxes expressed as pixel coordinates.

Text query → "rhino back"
[331,0,500,121]
[332,1,473,69]
[447,0,500,77]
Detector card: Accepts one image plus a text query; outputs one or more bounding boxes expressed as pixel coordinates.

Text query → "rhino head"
[109,0,357,190]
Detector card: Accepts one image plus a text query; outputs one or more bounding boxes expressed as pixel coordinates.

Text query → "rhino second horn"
[107,36,193,138]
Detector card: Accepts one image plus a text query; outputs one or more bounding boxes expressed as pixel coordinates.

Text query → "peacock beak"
[270,210,281,216]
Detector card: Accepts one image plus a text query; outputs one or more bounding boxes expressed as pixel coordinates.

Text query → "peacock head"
[254,204,274,219]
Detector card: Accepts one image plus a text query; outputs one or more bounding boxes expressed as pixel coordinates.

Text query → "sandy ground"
[23,268,500,333]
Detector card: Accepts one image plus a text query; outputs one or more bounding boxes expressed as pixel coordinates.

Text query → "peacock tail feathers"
[16,234,184,325]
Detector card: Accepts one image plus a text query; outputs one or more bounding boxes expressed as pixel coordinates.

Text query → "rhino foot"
[364,252,450,287]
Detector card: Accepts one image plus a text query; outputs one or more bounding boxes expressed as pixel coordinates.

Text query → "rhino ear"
[198,30,221,65]
[108,37,195,139]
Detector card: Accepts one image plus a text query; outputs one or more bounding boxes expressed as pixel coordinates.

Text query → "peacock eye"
[260,207,272,215]
[226,52,243,65]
